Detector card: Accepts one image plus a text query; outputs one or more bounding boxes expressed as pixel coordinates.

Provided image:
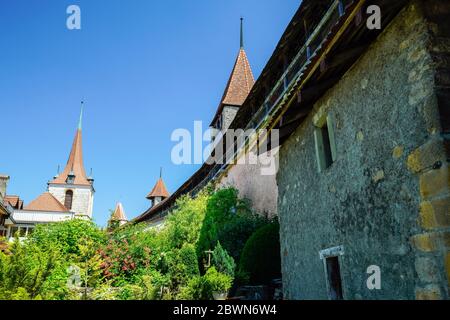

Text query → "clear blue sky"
[0,0,299,226]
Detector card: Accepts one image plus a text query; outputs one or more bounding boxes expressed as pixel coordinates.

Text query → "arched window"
[64,190,74,210]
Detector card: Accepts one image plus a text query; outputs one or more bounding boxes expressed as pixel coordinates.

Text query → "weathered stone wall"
[277,2,449,300]
[0,176,9,201]
[217,150,278,219]
[222,106,239,131]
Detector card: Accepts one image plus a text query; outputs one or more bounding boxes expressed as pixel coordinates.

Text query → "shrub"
[178,267,232,300]
[203,267,232,297]
[177,276,206,300]
[211,242,235,277]
[30,219,106,257]
[163,244,200,292]
[0,237,65,300]
[164,192,209,250]
[215,213,267,262]
[238,222,281,285]
[197,187,266,265]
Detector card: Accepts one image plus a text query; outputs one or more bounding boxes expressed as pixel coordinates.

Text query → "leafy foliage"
[238,221,281,285]
[197,188,267,264]
[31,219,106,257]
[211,242,235,277]
[163,191,209,250]
[0,187,278,300]
[0,236,62,300]
[203,267,232,295]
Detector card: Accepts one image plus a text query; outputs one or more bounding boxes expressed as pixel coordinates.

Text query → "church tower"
[47,104,95,219]
[210,18,255,131]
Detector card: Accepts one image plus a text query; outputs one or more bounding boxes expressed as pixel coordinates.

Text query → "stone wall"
[277,1,449,300]
[217,150,278,219]
[408,0,450,300]
[222,106,239,131]
[0,175,9,201]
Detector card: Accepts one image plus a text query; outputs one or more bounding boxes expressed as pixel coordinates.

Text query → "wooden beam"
[327,43,370,69]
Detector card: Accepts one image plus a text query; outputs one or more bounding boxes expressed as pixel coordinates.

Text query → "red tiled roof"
[111,202,127,221]
[211,48,255,126]
[49,128,91,186]
[24,192,70,212]
[146,178,170,199]
[221,48,255,106]
[4,195,19,207]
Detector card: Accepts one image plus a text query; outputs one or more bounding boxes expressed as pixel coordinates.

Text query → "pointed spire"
[146,174,170,200]
[210,18,255,127]
[78,101,84,130]
[110,202,128,222]
[49,105,90,186]
[240,17,244,49]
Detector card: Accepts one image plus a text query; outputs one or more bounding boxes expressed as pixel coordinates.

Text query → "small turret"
[146,168,170,207]
[108,202,128,228]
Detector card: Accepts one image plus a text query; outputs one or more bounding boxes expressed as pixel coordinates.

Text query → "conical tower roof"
[146,178,170,200]
[50,106,91,186]
[211,18,255,126]
[111,202,128,222]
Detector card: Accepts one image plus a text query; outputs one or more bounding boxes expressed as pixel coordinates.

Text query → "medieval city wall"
[217,151,278,219]
[277,2,448,299]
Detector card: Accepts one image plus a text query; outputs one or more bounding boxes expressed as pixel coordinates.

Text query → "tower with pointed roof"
[146,168,170,208]
[211,18,255,131]
[108,202,128,228]
[47,103,95,219]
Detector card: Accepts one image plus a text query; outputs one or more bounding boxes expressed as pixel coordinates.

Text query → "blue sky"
[0,0,299,226]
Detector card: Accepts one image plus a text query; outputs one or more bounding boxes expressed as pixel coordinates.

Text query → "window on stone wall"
[64,190,74,210]
[320,245,344,300]
[325,256,343,300]
[314,114,337,172]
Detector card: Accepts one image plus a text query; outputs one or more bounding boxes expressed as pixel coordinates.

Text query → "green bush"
[0,236,63,300]
[163,244,200,292]
[203,267,232,297]
[177,267,233,300]
[163,192,209,250]
[238,222,281,285]
[215,213,267,262]
[211,242,235,277]
[197,187,267,265]
[31,219,106,257]
[177,276,206,300]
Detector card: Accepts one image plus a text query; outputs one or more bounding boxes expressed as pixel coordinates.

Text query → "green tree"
[0,236,62,299]
[211,242,235,277]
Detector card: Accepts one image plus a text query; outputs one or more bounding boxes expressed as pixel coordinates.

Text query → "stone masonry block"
[408,138,447,174]
[419,197,450,229]
[415,284,442,300]
[419,165,450,199]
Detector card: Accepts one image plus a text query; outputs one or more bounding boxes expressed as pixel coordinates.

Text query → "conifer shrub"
[238,221,281,285]
[211,242,235,277]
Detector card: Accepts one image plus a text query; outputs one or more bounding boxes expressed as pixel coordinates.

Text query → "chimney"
[0,175,10,201]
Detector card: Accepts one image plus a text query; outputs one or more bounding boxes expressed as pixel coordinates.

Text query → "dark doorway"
[325,256,343,300]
